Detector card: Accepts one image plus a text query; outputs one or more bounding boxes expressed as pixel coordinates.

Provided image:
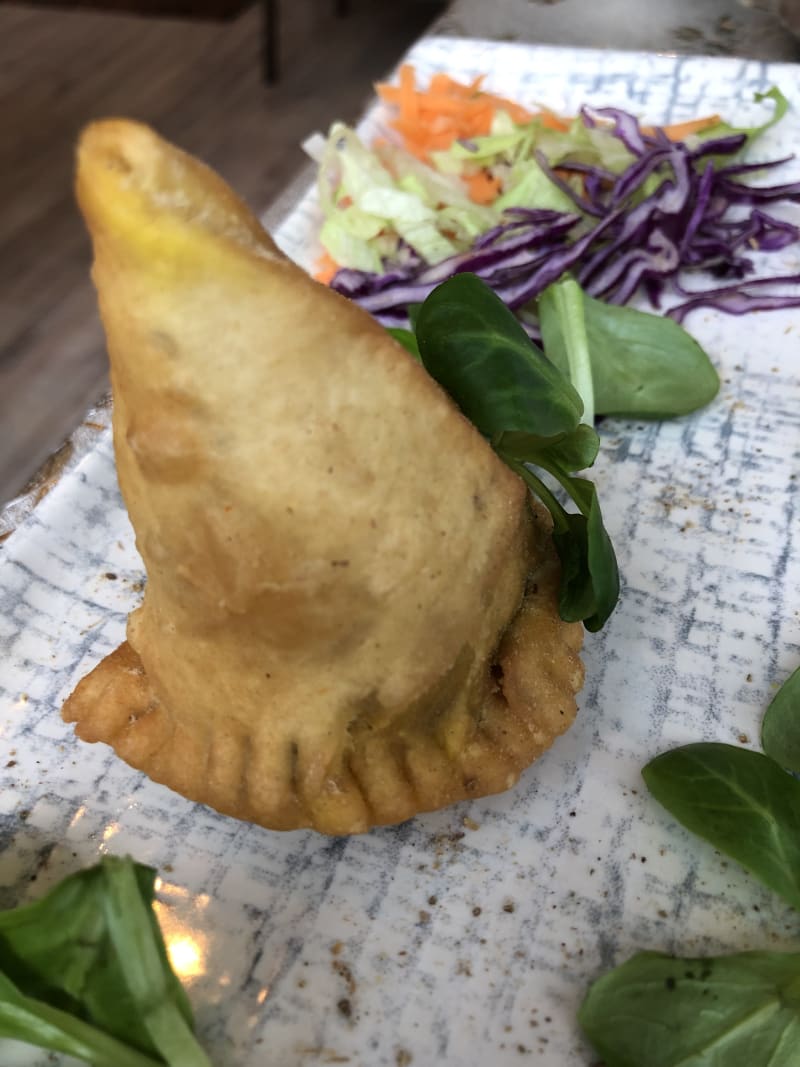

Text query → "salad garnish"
[580,668,800,1066]
[406,272,620,631]
[0,856,211,1067]
[761,664,800,773]
[309,67,800,329]
[395,259,723,630]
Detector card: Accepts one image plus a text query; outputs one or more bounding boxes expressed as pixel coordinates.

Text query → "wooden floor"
[0,0,444,504]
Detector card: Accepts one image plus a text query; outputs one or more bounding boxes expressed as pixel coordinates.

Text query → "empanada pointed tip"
[76,118,276,265]
[76,119,172,230]
[77,117,157,174]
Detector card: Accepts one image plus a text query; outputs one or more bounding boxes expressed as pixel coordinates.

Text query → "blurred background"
[0,0,798,509]
[0,0,446,508]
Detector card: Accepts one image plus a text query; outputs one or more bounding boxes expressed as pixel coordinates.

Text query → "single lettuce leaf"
[539,279,720,418]
[643,742,800,911]
[761,665,800,774]
[0,971,161,1067]
[580,949,800,1067]
[537,276,596,424]
[538,114,636,172]
[415,272,583,438]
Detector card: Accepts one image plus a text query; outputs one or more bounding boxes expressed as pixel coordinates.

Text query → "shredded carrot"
[378,65,721,156]
[538,107,571,133]
[314,250,340,284]
[465,171,502,204]
[656,114,722,140]
[375,63,538,160]
[398,63,419,125]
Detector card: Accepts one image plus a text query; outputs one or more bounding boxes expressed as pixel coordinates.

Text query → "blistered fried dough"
[63,119,584,834]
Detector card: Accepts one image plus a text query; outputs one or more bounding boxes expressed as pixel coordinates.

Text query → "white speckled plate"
[2,37,800,1067]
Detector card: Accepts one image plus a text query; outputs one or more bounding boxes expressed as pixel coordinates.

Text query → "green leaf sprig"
[412,272,619,631]
[395,270,723,627]
[0,856,211,1067]
[580,667,800,1066]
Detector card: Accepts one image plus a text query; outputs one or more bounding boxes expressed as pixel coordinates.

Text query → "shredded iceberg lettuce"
[312,117,583,271]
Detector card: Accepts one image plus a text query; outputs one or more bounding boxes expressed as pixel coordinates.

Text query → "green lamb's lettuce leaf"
[415,271,583,438]
[413,272,619,631]
[496,424,600,473]
[0,971,161,1067]
[761,665,800,774]
[537,276,595,425]
[579,949,800,1067]
[0,856,211,1067]
[539,277,720,418]
[502,457,618,630]
[386,326,420,360]
[642,742,800,911]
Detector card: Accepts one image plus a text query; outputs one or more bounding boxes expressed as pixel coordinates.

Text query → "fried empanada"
[62,120,584,834]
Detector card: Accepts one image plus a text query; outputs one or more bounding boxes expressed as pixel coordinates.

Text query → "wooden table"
[11,0,352,82]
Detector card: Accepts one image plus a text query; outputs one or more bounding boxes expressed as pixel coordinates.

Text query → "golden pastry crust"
[62,119,584,834]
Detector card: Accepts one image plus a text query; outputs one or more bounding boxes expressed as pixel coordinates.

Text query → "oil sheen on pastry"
[63,119,585,834]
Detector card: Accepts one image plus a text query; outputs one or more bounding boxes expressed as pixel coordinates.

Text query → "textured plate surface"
[2,37,800,1067]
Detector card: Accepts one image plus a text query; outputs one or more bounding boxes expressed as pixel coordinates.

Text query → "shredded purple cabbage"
[329,108,800,325]
[668,272,800,323]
